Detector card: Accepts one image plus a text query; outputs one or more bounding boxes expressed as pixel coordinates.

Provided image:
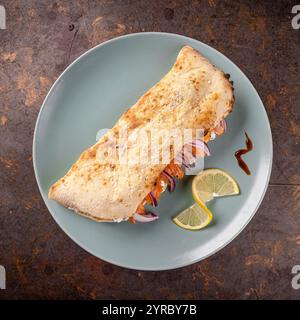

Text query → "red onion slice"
[190,139,210,156]
[181,158,191,168]
[220,119,227,132]
[174,153,188,167]
[133,212,159,223]
[175,149,195,169]
[174,139,209,169]
[149,191,158,207]
[183,146,196,163]
[162,170,176,192]
[214,119,227,135]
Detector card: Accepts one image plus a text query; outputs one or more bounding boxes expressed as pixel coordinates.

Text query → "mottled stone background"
[0,0,299,299]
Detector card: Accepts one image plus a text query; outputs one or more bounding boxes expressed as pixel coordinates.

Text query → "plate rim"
[33,32,273,271]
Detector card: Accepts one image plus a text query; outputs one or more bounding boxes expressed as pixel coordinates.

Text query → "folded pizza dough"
[48,46,234,222]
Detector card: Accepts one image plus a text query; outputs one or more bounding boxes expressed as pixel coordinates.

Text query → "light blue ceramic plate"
[33,33,272,271]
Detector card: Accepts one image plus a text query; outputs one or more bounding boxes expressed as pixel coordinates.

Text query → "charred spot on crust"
[129,119,143,130]
[88,149,96,158]
[212,92,219,100]
[50,184,57,192]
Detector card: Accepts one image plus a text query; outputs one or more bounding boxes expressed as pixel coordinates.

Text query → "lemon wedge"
[173,169,239,231]
[192,168,240,204]
[173,203,213,231]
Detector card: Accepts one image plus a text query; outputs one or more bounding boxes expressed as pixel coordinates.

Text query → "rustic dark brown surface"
[0,0,299,299]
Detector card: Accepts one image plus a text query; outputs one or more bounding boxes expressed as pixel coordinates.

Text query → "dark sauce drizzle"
[235,132,253,175]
